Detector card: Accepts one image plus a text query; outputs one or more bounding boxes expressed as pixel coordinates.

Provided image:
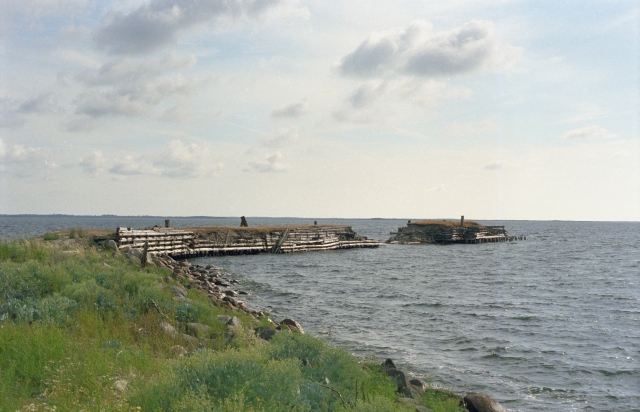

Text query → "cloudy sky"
[0,0,638,220]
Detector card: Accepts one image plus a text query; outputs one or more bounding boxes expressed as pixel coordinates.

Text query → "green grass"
[42,233,59,241]
[0,238,465,411]
[68,227,87,239]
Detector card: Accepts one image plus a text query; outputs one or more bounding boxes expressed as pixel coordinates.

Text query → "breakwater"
[387,219,526,244]
[101,224,382,259]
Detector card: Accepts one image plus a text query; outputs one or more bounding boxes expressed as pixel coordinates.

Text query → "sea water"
[1,216,638,411]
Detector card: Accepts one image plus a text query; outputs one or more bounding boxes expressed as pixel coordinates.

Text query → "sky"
[0,0,638,221]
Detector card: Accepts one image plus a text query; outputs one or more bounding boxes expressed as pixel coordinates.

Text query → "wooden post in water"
[240,216,248,227]
[165,219,170,228]
[460,216,464,227]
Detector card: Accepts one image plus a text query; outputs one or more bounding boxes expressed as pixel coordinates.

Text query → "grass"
[68,227,87,239]
[0,237,465,411]
[42,233,59,241]
[410,219,482,228]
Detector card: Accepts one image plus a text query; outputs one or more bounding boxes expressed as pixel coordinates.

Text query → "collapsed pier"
[387,218,526,245]
[104,224,383,259]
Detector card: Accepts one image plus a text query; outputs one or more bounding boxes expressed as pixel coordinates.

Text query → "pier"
[387,218,526,245]
[103,225,383,259]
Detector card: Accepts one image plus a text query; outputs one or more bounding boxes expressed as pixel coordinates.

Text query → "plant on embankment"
[0,238,463,411]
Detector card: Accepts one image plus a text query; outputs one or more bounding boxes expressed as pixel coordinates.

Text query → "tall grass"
[0,238,463,411]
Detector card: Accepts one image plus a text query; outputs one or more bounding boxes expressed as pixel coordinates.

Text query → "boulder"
[128,256,142,266]
[255,325,277,341]
[216,315,232,324]
[186,322,212,338]
[182,333,199,345]
[383,358,397,369]
[104,240,118,251]
[410,378,427,394]
[400,385,421,400]
[113,379,128,393]
[170,345,188,358]
[279,318,304,333]
[160,321,178,337]
[464,393,507,412]
[385,368,411,392]
[226,316,242,327]
[169,286,188,298]
[128,248,143,258]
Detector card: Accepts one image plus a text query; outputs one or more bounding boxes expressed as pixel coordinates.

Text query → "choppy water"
[1,216,638,411]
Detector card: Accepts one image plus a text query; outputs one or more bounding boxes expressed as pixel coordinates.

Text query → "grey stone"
[128,256,142,266]
[279,318,304,334]
[104,240,118,251]
[415,405,433,412]
[182,333,199,345]
[385,368,411,392]
[400,386,421,400]
[128,248,143,258]
[160,321,178,337]
[464,393,507,412]
[223,332,234,345]
[255,325,277,341]
[186,322,212,338]
[170,345,188,358]
[216,315,232,324]
[169,286,188,298]
[113,379,128,393]
[227,316,241,327]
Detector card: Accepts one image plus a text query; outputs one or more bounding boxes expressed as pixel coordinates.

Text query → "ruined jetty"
[387,217,525,245]
[102,224,382,259]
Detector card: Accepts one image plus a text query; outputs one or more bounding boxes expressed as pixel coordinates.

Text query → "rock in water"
[464,393,507,412]
[279,318,304,333]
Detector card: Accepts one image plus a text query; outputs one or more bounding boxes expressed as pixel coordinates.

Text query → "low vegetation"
[410,220,482,228]
[0,237,465,411]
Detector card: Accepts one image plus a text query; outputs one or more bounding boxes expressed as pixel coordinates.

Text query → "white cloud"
[447,119,499,135]
[70,53,201,122]
[105,140,222,178]
[244,151,288,173]
[339,20,521,78]
[348,80,387,109]
[153,140,222,178]
[93,0,290,55]
[271,100,309,118]
[0,144,57,178]
[108,155,148,176]
[258,127,299,148]
[0,98,26,128]
[79,151,106,177]
[562,125,616,140]
[17,92,60,115]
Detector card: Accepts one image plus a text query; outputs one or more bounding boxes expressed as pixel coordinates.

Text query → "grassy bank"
[0,235,465,411]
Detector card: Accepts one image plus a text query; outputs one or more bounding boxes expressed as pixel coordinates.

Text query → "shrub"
[43,233,59,241]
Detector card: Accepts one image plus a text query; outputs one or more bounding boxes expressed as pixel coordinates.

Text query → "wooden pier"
[387,219,526,245]
[113,225,383,259]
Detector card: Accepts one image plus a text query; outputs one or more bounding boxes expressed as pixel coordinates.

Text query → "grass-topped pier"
[387,217,526,245]
[94,224,383,259]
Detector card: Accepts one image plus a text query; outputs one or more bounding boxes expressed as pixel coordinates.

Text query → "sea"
[1,216,638,412]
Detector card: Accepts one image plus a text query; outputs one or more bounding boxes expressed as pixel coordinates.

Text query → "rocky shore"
[122,248,508,412]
